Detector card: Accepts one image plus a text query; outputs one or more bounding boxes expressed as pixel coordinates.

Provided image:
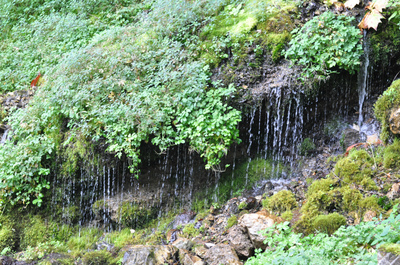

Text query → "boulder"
[238,209,280,249]
[172,237,194,251]
[227,225,254,258]
[203,244,243,265]
[387,183,400,200]
[378,244,400,265]
[389,108,400,135]
[122,245,178,265]
[178,249,203,265]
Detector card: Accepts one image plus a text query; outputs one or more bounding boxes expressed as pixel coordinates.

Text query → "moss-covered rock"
[265,190,297,214]
[82,250,116,265]
[383,139,400,169]
[312,213,346,235]
[375,79,400,142]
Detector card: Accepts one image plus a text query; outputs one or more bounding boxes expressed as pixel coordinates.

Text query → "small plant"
[298,138,316,156]
[238,201,248,210]
[285,11,363,84]
[226,215,238,230]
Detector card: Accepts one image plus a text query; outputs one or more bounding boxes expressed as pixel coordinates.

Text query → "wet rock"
[245,196,258,210]
[238,209,281,249]
[378,247,400,265]
[121,245,178,265]
[172,211,196,229]
[179,249,202,265]
[341,128,362,150]
[203,244,243,265]
[96,241,114,251]
[389,108,400,135]
[222,198,239,215]
[194,245,207,259]
[387,183,400,200]
[167,229,180,243]
[172,238,193,251]
[227,225,254,258]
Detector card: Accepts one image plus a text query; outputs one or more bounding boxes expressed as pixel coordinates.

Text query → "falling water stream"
[358,31,370,129]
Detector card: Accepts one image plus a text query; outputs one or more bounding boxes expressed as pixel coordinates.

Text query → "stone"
[378,249,400,265]
[341,128,362,149]
[172,211,196,229]
[227,225,254,258]
[178,249,202,265]
[387,183,400,200]
[122,245,178,265]
[194,245,207,258]
[204,243,215,249]
[363,210,376,222]
[389,108,400,135]
[238,209,280,249]
[172,237,194,250]
[203,244,243,265]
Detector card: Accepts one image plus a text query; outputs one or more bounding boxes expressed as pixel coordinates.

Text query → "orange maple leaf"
[30,73,41,88]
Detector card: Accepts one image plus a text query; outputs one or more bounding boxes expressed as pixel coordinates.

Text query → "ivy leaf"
[363,9,385,30]
[344,0,360,9]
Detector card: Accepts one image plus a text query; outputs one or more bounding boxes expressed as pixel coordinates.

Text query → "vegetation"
[247,207,400,264]
[375,79,400,142]
[285,10,363,84]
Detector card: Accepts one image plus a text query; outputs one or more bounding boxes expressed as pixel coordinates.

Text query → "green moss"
[334,150,378,191]
[340,187,362,212]
[375,79,400,143]
[182,223,199,239]
[192,158,277,212]
[20,216,51,249]
[380,243,400,256]
[238,201,248,210]
[298,138,316,156]
[281,211,293,221]
[0,225,15,252]
[226,215,238,230]
[266,190,297,214]
[82,250,115,265]
[118,201,155,229]
[383,139,400,169]
[359,196,383,216]
[67,227,101,252]
[312,213,346,235]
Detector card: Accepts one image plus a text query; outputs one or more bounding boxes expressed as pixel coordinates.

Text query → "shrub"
[284,11,362,84]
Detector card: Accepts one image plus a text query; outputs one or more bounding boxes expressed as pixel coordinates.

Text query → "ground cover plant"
[246,205,400,264]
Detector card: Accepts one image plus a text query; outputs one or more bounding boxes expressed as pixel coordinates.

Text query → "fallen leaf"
[30,73,41,88]
[363,9,385,30]
[370,0,389,12]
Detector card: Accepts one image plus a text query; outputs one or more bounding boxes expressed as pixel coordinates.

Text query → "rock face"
[203,244,243,265]
[378,249,400,265]
[389,108,400,135]
[238,210,280,249]
[227,225,254,258]
[122,245,178,265]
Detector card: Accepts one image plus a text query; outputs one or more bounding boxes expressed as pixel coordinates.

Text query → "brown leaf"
[30,73,41,88]
[370,0,389,12]
[363,9,385,30]
[344,0,360,9]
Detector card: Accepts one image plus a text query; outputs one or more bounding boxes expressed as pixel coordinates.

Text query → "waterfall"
[358,29,370,128]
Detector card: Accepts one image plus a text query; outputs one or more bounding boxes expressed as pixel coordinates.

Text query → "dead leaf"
[363,9,385,30]
[370,0,389,12]
[30,73,41,88]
